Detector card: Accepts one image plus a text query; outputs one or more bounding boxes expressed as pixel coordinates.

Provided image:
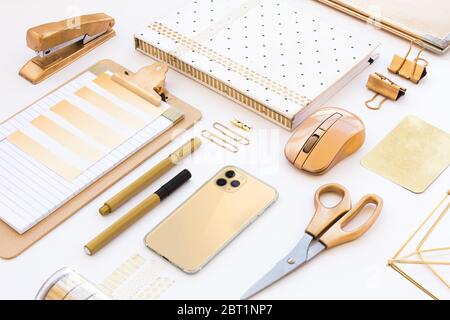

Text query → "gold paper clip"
[365,73,407,110]
[213,122,250,145]
[230,118,252,132]
[388,41,428,84]
[201,130,239,153]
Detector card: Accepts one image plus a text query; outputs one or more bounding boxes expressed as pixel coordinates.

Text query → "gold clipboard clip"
[111,62,168,106]
[111,62,183,123]
[365,73,407,110]
[388,41,429,84]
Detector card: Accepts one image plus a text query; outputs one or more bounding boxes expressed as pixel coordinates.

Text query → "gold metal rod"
[416,203,449,251]
[391,194,449,260]
[397,251,420,260]
[394,247,450,261]
[388,259,450,266]
[388,192,449,299]
[416,247,450,254]
[388,263,438,300]
[417,252,450,289]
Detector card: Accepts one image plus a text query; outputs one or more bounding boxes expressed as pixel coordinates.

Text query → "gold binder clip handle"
[365,93,387,110]
[391,42,413,74]
[388,41,428,84]
[365,73,406,110]
[412,48,429,78]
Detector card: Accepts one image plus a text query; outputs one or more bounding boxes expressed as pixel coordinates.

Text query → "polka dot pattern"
[137,0,378,126]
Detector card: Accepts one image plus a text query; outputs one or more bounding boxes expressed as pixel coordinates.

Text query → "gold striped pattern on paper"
[8,131,80,181]
[51,100,125,148]
[31,115,104,163]
[76,87,146,130]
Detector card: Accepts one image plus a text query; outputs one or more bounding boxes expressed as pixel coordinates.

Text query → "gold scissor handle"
[305,183,352,238]
[319,194,383,249]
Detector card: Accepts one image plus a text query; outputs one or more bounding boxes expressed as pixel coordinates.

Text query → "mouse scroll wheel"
[303,134,320,153]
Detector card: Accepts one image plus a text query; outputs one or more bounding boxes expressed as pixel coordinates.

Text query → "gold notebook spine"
[135,38,293,130]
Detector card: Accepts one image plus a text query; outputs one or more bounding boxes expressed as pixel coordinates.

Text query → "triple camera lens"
[216,170,240,188]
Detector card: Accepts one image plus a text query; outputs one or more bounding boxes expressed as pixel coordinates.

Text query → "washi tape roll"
[35,267,110,300]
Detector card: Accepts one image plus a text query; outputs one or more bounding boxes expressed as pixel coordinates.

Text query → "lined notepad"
[0,65,183,234]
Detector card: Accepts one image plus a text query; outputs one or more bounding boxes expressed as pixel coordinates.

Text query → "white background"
[0,0,449,300]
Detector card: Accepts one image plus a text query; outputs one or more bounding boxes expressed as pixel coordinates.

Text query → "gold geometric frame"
[388,190,450,300]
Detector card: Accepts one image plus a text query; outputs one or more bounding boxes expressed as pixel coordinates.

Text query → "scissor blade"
[241,234,313,300]
[306,242,326,262]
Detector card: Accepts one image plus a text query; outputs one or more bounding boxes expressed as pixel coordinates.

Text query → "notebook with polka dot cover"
[135,0,380,130]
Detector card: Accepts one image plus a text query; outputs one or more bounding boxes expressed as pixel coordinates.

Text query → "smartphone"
[144,166,278,273]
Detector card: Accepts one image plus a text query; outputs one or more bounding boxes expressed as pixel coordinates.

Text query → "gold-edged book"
[315,0,450,54]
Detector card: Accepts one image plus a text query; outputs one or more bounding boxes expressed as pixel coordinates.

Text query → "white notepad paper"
[0,67,180,234]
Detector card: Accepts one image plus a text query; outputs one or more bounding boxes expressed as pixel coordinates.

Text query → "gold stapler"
[19,13,115,84]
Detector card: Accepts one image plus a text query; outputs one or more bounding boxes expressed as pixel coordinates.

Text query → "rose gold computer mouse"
[285,107,365,175]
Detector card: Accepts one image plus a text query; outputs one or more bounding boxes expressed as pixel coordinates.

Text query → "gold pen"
[99,137,201,216]
[85,169,192,256]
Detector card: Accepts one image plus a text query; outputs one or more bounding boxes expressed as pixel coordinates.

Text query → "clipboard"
[0,60,202,259]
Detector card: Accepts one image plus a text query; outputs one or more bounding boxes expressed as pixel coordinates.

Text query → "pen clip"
[169,137,202,163]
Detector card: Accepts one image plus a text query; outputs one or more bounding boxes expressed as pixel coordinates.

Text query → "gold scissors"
[242,183,383,299]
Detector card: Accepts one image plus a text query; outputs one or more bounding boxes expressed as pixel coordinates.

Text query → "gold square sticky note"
[362,116,450,193]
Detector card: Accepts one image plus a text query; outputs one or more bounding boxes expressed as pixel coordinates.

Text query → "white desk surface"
[0,0,449,300]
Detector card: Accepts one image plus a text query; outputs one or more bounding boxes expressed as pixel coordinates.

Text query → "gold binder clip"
[365,73,407,110]
[19,13,116,84]
[230,118,252,132]
[388,41,428,84]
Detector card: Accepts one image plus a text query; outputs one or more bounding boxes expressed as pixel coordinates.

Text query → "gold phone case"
[144,166,278,273]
